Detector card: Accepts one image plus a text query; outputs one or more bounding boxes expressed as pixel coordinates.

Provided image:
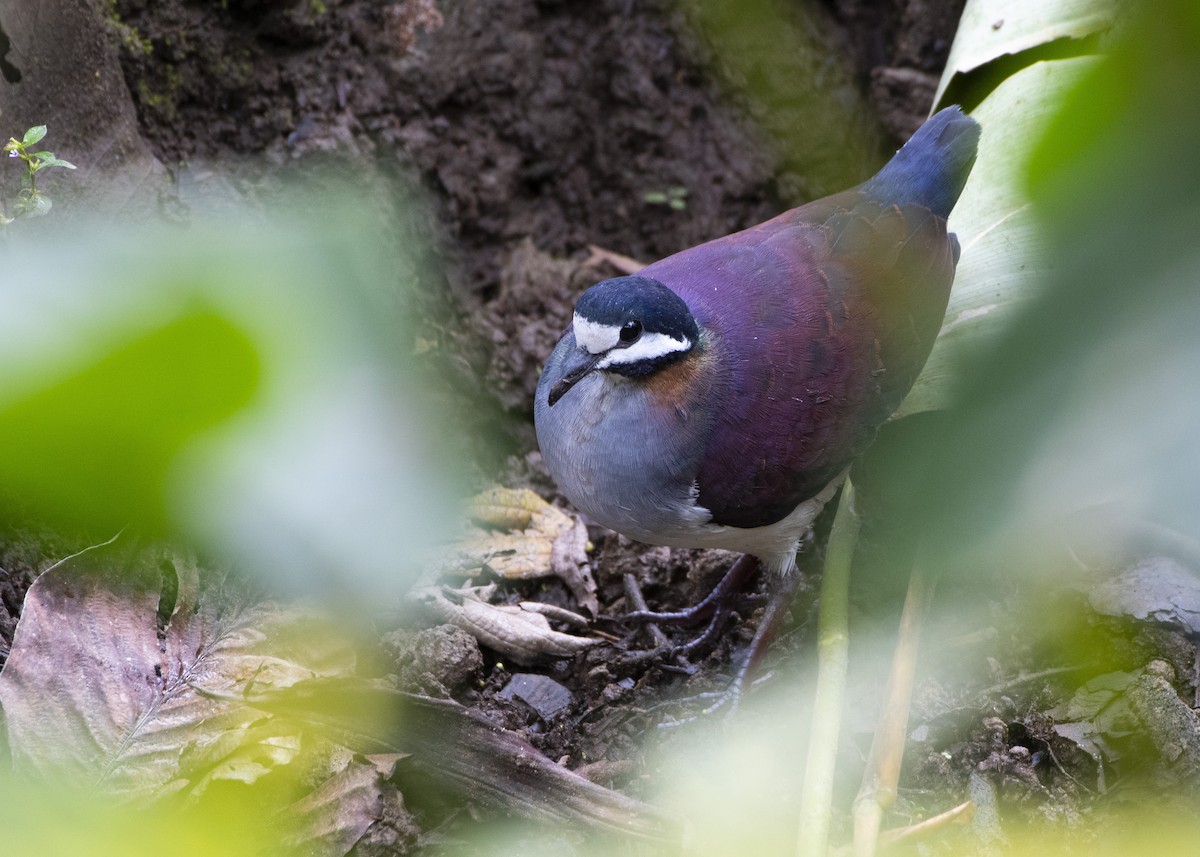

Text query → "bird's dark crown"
[574,276,699,342]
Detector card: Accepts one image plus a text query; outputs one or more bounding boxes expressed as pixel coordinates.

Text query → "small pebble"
[499,672,574,719]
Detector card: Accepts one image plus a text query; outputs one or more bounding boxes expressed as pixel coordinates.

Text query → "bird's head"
[545,275,701,407]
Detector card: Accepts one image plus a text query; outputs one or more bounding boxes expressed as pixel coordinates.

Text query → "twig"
[852,559,933,857]
[623,572,669,648]
[584,244,647,275]
[38,528,127,579]
[877,800,974,849]
[971,665,1085,701]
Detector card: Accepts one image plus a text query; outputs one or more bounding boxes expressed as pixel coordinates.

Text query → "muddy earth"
[3,0,1199,853]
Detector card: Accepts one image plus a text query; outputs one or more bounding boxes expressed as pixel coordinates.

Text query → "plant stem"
[796,481,859,857]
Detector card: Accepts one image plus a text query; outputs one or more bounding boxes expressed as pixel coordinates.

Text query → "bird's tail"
[860,106,981,219]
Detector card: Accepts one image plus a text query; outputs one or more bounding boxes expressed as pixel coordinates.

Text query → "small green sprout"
[2,125,77,224]
[643,186,689,211]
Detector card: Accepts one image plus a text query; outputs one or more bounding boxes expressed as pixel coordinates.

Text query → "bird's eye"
[619,320,643,343]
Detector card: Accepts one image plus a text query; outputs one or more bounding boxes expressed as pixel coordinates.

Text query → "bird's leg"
[728,564,806,691]
[651,565,806,727]
[683,561,807,717]
[621,572,672,655]
[622,573,670,646]
[624,553,760,625]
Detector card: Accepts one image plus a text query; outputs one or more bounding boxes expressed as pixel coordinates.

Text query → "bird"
[535,106,980,661]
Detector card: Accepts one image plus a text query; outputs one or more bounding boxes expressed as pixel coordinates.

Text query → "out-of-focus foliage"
[900,0,1118,415]
[0,183,461,598]
[918,1,1200,558]
[0,300,260,530]
[0,774,283,857]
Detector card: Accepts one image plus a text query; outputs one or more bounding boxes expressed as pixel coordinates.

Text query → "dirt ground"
[5,0,1199,853]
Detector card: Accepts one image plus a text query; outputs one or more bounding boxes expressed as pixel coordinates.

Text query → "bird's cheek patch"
[596,332,691,369]
[572,314,620,354]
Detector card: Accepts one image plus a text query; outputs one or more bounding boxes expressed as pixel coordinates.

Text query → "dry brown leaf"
[285,750,418,856]
[412,584,601,665]
[446,487,598,615]
[0,538,354,798]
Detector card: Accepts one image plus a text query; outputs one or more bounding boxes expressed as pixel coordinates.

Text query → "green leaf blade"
[900,56,1100,416]
[22,124,47,146]
[934,0,1119,108]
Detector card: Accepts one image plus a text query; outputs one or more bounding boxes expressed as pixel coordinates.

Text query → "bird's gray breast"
[534,334,719,544]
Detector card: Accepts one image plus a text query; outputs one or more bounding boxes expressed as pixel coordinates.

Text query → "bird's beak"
[547,348,602,407]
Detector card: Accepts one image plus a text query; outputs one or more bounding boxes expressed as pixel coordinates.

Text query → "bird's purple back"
[639,191,957,528]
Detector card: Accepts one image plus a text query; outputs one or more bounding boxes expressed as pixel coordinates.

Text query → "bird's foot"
[652,565,805,725]
[614,563,746,665]
[652,666,779,728]
[623,553,760,625]
[673,601,735,655]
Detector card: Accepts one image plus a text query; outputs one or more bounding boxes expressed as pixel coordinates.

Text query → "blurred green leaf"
[911,1,1200,558]
[0,306,259,532]
[0,773,288,857]
[0,177,461,599]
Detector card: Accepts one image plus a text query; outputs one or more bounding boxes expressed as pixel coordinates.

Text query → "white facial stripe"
[596,331,691,368]
[572,314,620,354]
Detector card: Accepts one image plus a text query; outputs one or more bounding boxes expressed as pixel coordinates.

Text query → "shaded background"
[9,1,1200,855]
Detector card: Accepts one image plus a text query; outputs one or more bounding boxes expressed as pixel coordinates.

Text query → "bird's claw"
[653,680,746,729]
